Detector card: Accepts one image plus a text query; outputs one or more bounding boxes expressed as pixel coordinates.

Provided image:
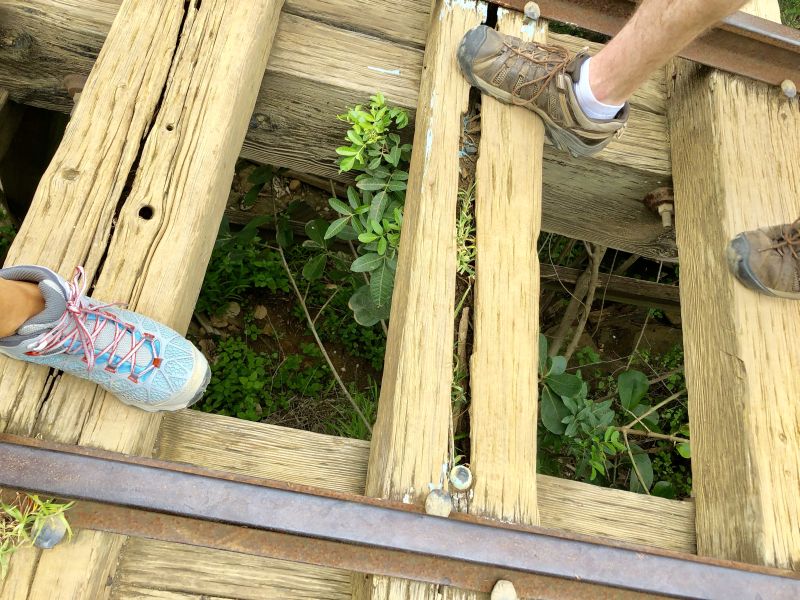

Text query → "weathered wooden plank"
[0,0,285,597]
[156,410,697,553]
[540,264,681,310]
[114,539,352,600]
[0,1,676,260]
[355,2,485,597]
[667,0,800,570]
[469,8,543,529]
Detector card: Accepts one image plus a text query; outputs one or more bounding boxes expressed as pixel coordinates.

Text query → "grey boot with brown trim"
[457,25,628,157]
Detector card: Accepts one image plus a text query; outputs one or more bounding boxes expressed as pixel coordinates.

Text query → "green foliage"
[538,335,691,494]
[196,217,290,315]
[780,0,800,27]
[304,93,411,326]
[0,206,16,262]
[197,336,330,421]
[1,494,73,579]
[325,379,380,440]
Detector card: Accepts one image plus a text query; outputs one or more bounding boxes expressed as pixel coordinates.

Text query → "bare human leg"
[590,0,750,105]
[0,277,45,337]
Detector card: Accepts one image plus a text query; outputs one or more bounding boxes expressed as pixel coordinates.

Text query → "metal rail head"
[495,0,800,88]
[1,433,800,600]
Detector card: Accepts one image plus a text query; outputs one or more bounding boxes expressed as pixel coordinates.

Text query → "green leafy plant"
[196,217,290,316]
[538,335,690,494]
[1,493,73,579]
[304,93,412,326]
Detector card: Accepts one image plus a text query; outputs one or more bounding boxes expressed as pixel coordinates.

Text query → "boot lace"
[27,267,161,383]
[502,40,571,106]
[766,218,800,259]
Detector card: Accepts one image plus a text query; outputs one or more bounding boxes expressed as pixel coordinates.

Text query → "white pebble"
[781,79,797,99]
[424,489,452,517]
[491,580,518,600]
[523,2,540,21]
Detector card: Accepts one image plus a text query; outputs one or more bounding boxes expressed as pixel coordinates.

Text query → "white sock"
[573,58,625,121]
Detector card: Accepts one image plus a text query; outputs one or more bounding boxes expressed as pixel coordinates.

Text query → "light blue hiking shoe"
[0,265,210,411]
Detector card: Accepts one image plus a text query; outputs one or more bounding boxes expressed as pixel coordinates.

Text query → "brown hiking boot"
[457,25,628,157]
[727,219,800,298]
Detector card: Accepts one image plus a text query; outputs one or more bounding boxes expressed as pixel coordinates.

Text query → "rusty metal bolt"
[781,79,797,99]
[491,580,518,600]
[449,464,473,492]
[424,488,452,517]
[643,187,675,229]
[523,1,541,21]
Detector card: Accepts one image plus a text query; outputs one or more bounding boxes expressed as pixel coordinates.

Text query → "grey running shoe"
[0,265,211,411]
[457,25,628,157]
[727,220,800,299]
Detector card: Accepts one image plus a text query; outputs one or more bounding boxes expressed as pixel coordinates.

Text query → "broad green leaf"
[329,198,353,215]
[548,356,567,376]
[370,262,394,308]
[618,370,649,412]
[302,254,327,281]
[351,253,383,273]
[538,335,548,375]
[628,444,654,493]
[276,219,293,248]
[369,191,389,223]
[377,237,388,256]
[677,442,691,459]
[358,233,379,243]
[367,156,382,170]
[305,219,329,247]
[545,372,583,398]
[631,404,659,429]
[347,186,361,209]
[386,180,407,192]
[540,386,569,434]
[247,165,273,185]
[241,185,261,208]
[387,145,401,166]
[357,178,387,192]
[346,130,362,145]
[336,146,359,157]
[325,217,349,240]
[349,284,390,326]
[652,481,677,499]
[339,155,356,172]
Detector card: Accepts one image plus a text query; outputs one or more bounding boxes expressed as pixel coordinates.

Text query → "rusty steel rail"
[2,434,800,599]
[495,0,800,87]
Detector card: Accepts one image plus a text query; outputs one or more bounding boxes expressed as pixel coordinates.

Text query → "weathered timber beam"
[540,264,680,311]
[0,0,284,598]
[668,0,800,570]
[0,1,676,260]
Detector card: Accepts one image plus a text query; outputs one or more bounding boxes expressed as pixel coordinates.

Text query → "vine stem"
[277,243,373,435]
[623,389,687,431]
[618,427,689,445]
[623,431,651,496]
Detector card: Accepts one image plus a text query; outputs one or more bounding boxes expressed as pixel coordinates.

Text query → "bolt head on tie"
[424,488,453,518]
[449,464,473,492]
[781,79,797,99]
[491,579,518,600]
[523,2,541,21]
[643,187,675,229]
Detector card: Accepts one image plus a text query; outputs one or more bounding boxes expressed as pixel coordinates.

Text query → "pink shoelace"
[27,267,162,383]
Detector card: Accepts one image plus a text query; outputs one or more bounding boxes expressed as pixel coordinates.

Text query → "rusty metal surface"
[494,0,800,87]
[2,434,800,599]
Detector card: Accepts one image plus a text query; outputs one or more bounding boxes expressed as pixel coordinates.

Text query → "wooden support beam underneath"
[95,410,696,600]
[0,0,284,597]
[0,0,676,260]
[667,0,800,570]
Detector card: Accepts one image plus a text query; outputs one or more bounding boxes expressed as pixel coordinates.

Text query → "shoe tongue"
[18,280,68,336]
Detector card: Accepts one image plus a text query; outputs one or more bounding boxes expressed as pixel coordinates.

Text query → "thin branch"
[623,431,651,496]
[277,243,373,435]
[313,288,340,325]
[626,261,664,370]
[623,389,687,431]
[193,312,222,336]
[619,427,689,445]
[564,243,606,361]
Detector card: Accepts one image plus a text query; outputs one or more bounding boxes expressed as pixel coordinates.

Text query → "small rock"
[33,515,68,549]
[424,489,452,518]
[523,1,540,21]
[491,580,518,600]
[781,79,797,99]
[289,179,301,192]
[198,338,216,359]
[225,302,241,319]
[253,305,268,320]
[209,314,228,329]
